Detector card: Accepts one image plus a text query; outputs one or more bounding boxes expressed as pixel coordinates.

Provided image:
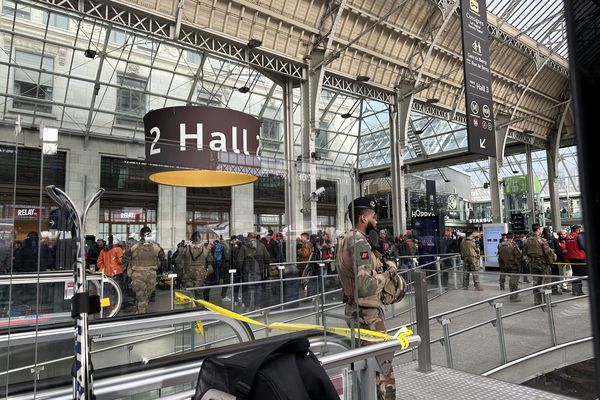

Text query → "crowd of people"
[491,224,586,304]
[80,228,340,314]
[0,222,588,316]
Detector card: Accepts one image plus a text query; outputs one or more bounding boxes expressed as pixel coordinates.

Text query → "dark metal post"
[414,269,432,372]
[564,2,600,391]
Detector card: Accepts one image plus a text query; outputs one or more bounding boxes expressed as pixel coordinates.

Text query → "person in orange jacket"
[97,236,126,302]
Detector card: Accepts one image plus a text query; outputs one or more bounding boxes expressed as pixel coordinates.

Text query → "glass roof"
[487,0,568,59]
[461,146,580,202]
[0,0,578,199]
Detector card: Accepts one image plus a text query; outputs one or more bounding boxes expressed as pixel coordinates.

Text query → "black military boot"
[384,386,396,400]
[552,287,563,295]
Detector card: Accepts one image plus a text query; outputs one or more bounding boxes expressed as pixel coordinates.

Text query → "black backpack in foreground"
[194,337,339,400]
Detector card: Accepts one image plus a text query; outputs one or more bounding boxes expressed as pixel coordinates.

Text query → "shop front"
[99,157,158,242]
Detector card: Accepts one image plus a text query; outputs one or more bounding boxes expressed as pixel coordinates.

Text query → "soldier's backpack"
[194,337,339,400]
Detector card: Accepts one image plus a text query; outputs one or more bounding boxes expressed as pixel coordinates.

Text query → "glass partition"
[0,1,587,399]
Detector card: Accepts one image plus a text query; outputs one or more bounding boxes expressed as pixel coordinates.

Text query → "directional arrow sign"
[460,0,496,157]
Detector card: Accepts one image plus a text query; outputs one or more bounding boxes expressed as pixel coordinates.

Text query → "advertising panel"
[482,223,507,267]
[412,216,442,265]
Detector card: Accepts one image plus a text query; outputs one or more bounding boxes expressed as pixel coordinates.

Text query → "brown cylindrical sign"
[144,106,261,187]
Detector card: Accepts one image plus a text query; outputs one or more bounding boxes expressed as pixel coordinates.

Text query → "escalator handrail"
[0,308,254,347]
[5,331,421,399]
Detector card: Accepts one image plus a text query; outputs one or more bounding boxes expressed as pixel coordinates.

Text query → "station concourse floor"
[394,361,577,399]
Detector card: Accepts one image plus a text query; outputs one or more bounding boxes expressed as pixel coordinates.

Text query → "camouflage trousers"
[463,258,481,288]
[499,264,520,298]
[183,266,211,298]
[353,307,396,400]
[130,268,157,314]
[530,261,551,304]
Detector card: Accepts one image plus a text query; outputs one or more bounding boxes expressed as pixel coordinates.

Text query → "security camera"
[312,187,326,197]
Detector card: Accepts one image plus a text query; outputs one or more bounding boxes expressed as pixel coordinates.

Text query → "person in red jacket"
[565,225,586,296]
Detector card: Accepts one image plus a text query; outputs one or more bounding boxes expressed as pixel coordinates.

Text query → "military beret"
[347,196,378,215]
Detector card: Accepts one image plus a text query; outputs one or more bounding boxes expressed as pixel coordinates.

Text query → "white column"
[65,142,101,237]
[231,183,255,236]
[158,185,186,251]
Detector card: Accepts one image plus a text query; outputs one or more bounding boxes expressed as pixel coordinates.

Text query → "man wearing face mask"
[337,197,398,400]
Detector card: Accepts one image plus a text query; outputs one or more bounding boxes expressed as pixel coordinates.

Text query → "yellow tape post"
[174,292,414,349]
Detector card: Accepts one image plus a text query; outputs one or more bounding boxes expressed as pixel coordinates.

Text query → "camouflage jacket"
[336,229,394,309]
[498,240,522,266]
[460,237,480,259]
[524,235,556,264]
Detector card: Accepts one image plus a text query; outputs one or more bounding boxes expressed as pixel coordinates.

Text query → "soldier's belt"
[131,266,157,271]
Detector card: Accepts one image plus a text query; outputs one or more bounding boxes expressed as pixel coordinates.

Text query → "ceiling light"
[248,39,262,49]
[149,170,257,187]
[444,179,451,183]
[426,98,439,104]
[512,170,519,174]
[341,113,352,119]
[356,75,370,82]
[238,86,250,94]
[413,130,424,135]
[84,49,97,59]
[483,182,489,189]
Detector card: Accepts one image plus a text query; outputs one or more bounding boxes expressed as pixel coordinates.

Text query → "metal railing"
[391,271,591,375]
[481,336,594,377]
[6,333,421,400]
[0,272,123,319]
[0,255,457,384]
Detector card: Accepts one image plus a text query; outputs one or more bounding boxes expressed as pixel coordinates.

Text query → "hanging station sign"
[144,106,261,187]
[460,0,496,157]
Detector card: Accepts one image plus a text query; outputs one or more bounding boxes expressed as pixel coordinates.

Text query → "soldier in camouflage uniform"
[497,233,507,290]
[123,227,165,314]
[337,197,398,400]
[498,232,523,302]
[460,231,483,291]
[524,224,556,305]
[176,231,214,301]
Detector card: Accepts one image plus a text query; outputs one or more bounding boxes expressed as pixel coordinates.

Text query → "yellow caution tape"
[100,298,110,307]
[174,292,413,349]
[183,292,205,335]
[194,320,204,335]
[478,255,586,265]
